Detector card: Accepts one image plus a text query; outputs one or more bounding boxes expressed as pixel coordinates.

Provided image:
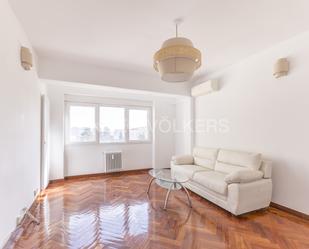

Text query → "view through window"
[100,107,125,143]
[67,103,151,144]
[129,109,149,141]
[69,105,96,143]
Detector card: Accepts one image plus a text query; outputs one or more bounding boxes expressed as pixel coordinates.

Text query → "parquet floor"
[5,171,309,249]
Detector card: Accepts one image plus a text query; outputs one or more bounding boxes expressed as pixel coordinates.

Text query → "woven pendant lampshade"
[153,22,201,82]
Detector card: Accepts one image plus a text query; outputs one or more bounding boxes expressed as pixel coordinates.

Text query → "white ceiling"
[9,0,309,79]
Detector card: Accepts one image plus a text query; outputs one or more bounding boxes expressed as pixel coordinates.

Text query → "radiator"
[104,151,122,172]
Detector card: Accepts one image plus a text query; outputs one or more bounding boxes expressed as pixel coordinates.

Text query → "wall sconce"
[273,58,289,78]
[20,46,33,70]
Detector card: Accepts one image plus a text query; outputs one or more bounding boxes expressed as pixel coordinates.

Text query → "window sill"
[65,141,152,146]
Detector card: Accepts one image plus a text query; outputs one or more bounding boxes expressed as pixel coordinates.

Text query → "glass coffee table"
[147,169,192,210]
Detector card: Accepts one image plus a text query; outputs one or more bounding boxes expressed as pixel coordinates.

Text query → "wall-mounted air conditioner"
[191,79,219,97]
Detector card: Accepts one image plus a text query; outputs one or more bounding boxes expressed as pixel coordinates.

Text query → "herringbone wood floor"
[5,171,309,249]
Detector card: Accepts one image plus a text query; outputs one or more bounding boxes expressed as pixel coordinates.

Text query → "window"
[68,105,96,143]
[129,109,149,141]
[99,107,125,143]
[66,102,151,145]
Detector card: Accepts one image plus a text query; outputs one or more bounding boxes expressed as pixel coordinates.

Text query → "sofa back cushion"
[215,149,262,174]
[193,147,219,169]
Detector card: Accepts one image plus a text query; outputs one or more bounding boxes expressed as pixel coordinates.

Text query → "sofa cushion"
[215,149,262,174]
[192,171,228,195]
[193,147,219,169]
[172,165,210,179]
[172,155,194,165]
[224,170,264,184]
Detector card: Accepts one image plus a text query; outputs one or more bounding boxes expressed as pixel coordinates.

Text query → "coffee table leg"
[147,177,155,195]
[179,183,192,208]
[163,183,174,210]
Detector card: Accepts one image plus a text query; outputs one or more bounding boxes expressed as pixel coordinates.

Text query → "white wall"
[46,85,64,180]
[0,0,41,246]
[65,144,152,176]
[174,99,193,155]
[39,55,191,96]
[153,101,175,169]
[45,80,190,179]
[194,31,309,214]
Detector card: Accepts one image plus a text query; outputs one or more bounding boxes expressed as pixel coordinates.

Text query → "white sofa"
[171,147,272,215]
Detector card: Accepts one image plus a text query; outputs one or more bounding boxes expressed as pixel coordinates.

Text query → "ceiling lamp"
[153,20,202,82]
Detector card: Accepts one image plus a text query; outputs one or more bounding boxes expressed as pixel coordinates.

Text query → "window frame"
[65,101,152,146]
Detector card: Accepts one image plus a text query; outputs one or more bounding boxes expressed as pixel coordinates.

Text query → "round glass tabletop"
[148,169,189,183]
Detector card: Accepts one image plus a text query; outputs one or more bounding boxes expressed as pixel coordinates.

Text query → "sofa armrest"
[228,178,272,215]
[260,160,272,178]
[225,170,264,184]
[171,155,194,165]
